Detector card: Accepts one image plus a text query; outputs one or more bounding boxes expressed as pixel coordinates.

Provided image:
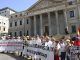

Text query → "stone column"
[28,18,31,36]
[48,12,52,36]
[34,15,37,35]
[23,18,26,36]
[40,14,43,36]
[64,9,70,33]
[55,11,59,35]
[64,10,68,28]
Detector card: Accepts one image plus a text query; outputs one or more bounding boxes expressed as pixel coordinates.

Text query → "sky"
[0,0,38,12]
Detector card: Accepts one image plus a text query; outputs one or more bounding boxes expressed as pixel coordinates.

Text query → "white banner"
[23,44,54,60]
[70,46,80,60]
[0,39,23,52]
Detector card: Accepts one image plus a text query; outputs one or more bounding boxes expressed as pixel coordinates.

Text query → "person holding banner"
[54,41,60,60]
[41,36,46,46]
[35,35,42,45]
[44,36,53,47]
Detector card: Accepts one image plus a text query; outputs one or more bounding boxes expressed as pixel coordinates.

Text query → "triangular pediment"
[27,0,63,12]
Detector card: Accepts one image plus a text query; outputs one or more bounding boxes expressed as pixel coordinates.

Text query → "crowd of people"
[0,35,22,40]
[24,35,80,60]
[0,34,80,60]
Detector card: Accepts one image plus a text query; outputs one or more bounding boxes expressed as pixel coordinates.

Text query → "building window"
[11,16,13,18]
[14,32,17,36]
[68,1,73,5]
[15,15,17,17]
[26,30,29,36]
[15,22,17,26]
[67,0,75,5]
[2,12,4,13]
[27,19,29,24]
[5,15,6,16]
[20,20,22,25]
[10,23,12,27]
[19,31,22,36]
[3,28,5,31]
[68,0,76,5]
[27,13,28,15]
[71,25,76,33]
[0,22,1,24]
[69,10,74,18]
[4,23,5,25]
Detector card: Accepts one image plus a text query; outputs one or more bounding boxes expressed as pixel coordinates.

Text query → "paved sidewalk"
[0,53,27,60]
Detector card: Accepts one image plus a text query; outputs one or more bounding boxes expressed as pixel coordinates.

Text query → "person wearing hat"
[44,36,53,47]
[54,41,60,60]
[66,39,71,60]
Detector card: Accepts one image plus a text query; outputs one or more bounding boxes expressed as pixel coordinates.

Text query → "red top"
[73,40,80,46]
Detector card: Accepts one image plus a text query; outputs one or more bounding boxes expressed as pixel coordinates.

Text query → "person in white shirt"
[51,37,56,48]
[41,36,46,46]
[36,36,42,45]
[28,37,36,44]
[17,36,21,39]
[17,36,21,41]
[59,36,67,60]
[45,36,53,47]
[2,36,6,40]
[28,39,33,44]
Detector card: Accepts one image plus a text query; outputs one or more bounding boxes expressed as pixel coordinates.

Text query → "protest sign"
[70,46,80,60]
[0,39,23,52]
[23,44,54,60]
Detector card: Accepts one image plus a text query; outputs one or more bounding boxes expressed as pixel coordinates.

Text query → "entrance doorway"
[71,25,76,33]
[44,26,49,36]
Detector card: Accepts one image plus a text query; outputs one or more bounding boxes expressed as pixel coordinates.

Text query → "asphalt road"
[0,53,27,60]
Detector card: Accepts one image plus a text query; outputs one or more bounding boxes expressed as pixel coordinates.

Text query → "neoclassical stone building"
[9,0,80,36]
[25,0,80,36]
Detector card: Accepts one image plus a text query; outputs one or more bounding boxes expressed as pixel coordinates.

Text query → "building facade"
[9,12,31,36]
[25,0,80,36]
[9,0,80,36]
[0,7,16,18]
[0,16,9,36]
[0,7,16,35]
